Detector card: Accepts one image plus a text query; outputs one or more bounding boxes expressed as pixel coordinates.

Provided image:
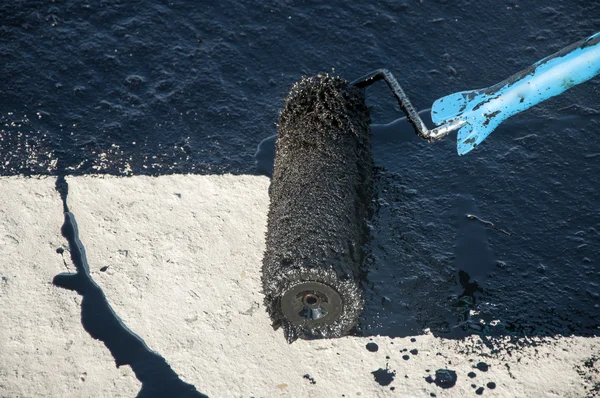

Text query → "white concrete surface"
[1,175,599,397]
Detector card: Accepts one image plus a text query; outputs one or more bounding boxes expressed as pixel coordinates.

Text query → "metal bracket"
[352,69,464,141]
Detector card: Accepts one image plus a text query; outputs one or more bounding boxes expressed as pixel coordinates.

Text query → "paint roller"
[262,32,600,342]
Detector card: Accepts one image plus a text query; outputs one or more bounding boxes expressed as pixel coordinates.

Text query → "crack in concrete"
[53,175,207,398]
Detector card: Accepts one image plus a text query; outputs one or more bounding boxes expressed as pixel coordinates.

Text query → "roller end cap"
[280,281,343,331]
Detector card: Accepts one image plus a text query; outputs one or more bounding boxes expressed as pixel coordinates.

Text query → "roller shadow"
[53,176,207,398]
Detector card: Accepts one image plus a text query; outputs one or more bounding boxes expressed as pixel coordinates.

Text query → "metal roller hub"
[280,282,343,328]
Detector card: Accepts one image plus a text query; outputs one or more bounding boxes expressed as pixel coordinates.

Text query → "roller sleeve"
[261,74,373,342]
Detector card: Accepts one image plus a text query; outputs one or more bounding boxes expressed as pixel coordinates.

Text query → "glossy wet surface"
[360,109,600,343]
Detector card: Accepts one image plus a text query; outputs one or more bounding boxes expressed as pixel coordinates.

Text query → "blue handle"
[431,32,600,155]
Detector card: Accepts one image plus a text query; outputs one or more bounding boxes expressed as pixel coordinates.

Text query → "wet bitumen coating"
[2,0,600,395]
[53,176,207,398]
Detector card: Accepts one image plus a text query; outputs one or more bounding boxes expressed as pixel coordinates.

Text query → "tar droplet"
[486,382,496,389]
[468,372,477,378]
[402,355,410,360]
[476,386,484,395]
[303,374,316,385]
[410,349,418,355]
[426,370,457,389]
[366,342,379,352]
[476,362,489,372]
[410,338,416,342]
[471,384,477,388]
[100,266,109,272]
[433,369,457,389]
[372,368,396,386]
[56,247,64,254]
[430,393,436,397]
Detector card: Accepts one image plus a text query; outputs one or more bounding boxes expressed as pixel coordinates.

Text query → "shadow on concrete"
[53,176,207,398]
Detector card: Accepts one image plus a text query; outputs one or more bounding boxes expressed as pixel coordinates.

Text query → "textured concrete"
[1,175,599,397]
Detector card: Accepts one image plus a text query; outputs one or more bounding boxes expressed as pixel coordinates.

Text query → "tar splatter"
[468,372,477,378]
[486,382,496,389]
[410,349,419,355]
[584,355,599,369]
[303,374,316,385]
[476,362,489,372]
[402,355,410,360]
[476,386,485,395]
[372,367,396,387]
[425,369,457,389]
[366,342,379,352]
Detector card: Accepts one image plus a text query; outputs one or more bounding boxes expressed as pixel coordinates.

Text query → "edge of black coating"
[262,73,373,342]
[53,175,207,398]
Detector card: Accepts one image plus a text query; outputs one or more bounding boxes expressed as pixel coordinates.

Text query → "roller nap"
[262,74,373,342]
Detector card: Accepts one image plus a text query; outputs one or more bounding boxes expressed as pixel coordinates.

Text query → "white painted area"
[1,175,598,397]
[0,177,140,398]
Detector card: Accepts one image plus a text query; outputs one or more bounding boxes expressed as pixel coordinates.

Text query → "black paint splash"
[303,374,317,385]
[53,176,207,398]
[371,367,396,386]
[475,362,489,372]
[366,342,379,352]
[425,369,457,389]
